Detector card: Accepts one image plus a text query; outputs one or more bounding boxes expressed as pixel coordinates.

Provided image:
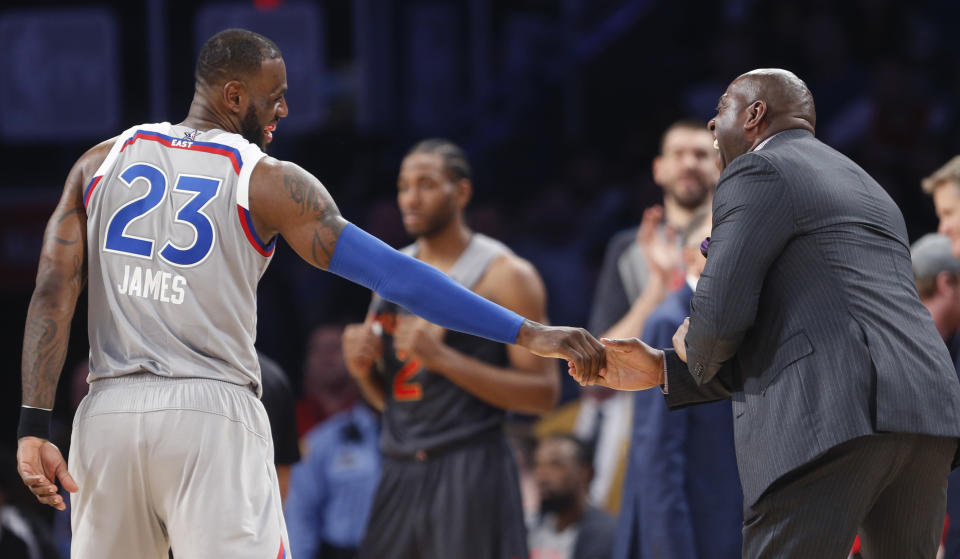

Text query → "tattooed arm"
[248,159,604,377]
[247,158,346,269]
[23,140,113,408]
[18,139,112,510]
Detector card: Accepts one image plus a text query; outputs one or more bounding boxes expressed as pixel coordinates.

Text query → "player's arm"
[394,255,559,414]
[248,160,605,376]
[353,371,386,412]
[342,316,387,412]
[17,139,114,510]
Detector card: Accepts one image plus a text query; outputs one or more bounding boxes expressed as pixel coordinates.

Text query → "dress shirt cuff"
[660,356,669,394]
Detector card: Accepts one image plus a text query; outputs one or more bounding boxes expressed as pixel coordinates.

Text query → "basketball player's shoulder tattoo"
[281,165,344,269]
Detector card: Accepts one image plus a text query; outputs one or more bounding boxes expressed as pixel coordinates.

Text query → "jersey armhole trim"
[83,175,103,209]
[237,204,277,257]
[236,149,273,257]
[85,125,140,210]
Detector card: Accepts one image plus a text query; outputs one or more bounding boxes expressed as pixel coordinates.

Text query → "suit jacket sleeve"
[664,349,732,408]
[684,153,794,387]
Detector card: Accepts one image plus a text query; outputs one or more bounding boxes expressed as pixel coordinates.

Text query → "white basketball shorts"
[69,373,291,559]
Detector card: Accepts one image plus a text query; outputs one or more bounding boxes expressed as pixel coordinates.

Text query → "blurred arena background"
[2,0,959,555]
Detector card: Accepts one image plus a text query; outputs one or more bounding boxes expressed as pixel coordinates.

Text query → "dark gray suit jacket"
[664,129,960,506]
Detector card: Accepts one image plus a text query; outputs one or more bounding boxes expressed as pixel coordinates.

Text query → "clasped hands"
[345,312,693,391]
[568,318,691,391]
[388,313,694,391]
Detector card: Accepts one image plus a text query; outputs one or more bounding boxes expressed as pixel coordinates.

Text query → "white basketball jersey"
[84,122,274,394]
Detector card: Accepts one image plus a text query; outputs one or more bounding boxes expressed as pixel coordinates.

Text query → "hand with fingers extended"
[342,322,384,380]
[515,321,606,383]
[637,205,681,286]
[393,315,447,370]
[566,337,666,391]
[17,436,78,511]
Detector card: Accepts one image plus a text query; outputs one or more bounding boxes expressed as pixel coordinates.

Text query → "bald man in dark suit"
[582,69,960,558]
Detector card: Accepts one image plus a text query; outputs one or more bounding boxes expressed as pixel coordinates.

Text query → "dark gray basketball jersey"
[368,234,513,455]
[84,123,275,394]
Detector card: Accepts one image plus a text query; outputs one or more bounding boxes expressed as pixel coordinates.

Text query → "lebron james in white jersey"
[75,121,286,558]
[16,29,606,559]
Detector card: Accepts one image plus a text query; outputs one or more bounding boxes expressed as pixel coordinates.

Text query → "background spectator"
[535,387,632,514]
[911,233,960,559]
[528,434,616,559]
[614,208,742,559]
[297,325,361,437]
[284,402,381,559]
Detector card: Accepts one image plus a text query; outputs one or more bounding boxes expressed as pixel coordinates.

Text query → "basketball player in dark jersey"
[343,139,557,559]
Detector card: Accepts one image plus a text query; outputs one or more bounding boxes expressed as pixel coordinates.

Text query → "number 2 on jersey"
[393,358,423,401]
[104,163,221,267]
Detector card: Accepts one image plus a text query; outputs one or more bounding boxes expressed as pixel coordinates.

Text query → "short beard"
[539,492,577,514]
[240,105,266,151]
[405,205,456,239]
[675,188,710,210]
[670,177,711,210]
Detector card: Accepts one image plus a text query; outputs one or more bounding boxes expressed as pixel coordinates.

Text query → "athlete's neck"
[663,195,708,231]
[416,219,472,272]
[179,90,242,136]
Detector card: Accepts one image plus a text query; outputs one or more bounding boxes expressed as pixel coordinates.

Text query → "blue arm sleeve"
[329,223,526,345]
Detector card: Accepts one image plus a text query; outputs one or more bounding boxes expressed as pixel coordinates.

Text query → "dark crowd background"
[1,0,959,534]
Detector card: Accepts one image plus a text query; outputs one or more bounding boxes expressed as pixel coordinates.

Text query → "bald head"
[732,69,816,129]
[709,68,816,170]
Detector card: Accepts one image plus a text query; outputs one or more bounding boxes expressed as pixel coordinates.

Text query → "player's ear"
[744,100,766,132]
[455,178,472,209]
[652,155,666,189]
[222,80,245,115]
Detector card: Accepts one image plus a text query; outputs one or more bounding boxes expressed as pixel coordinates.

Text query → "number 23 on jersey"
[103,162,221,268]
